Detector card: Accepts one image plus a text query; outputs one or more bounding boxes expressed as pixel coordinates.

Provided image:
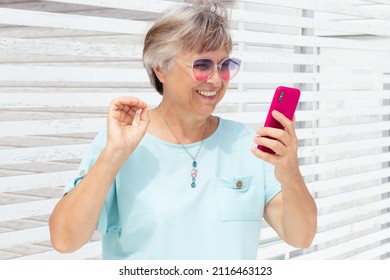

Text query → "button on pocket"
[215,176,261,221]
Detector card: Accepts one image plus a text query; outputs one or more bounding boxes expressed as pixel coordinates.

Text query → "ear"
[153,66,167,83]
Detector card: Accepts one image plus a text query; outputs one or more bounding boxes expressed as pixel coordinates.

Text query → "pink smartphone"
[257,86,301,154]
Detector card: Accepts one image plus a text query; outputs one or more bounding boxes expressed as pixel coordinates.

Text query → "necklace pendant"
[191,161,198,188]
[158,106,209,189]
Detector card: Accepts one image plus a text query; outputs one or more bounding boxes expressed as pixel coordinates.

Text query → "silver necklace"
[158,106,209,188]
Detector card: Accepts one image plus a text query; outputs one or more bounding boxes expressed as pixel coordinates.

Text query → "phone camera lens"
[278,91,284,102]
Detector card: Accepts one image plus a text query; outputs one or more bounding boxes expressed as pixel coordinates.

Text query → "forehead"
[180,46,229,61]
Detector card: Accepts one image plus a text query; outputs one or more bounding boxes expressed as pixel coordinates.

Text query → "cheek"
[218,82,229,97]
[165,72,196,93]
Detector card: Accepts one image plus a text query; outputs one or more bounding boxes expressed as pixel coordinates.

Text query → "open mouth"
[196,90,217,97]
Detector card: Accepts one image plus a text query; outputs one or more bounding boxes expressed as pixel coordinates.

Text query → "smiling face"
[143,2,233,96]
[154,46,230,119]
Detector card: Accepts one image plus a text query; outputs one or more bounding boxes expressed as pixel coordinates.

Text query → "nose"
[206,65,223,86]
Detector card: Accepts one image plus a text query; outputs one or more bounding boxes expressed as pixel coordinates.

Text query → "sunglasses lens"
[220,58,241,81]
[192,59,215,81]
[191,58,241,81]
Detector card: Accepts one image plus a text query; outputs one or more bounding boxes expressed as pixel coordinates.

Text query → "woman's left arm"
[252,110,317,248]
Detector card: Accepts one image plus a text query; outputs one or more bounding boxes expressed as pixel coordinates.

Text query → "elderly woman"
[49,0,316,259]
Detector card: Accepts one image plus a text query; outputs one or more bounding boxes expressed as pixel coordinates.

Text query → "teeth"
[197,90,217,97]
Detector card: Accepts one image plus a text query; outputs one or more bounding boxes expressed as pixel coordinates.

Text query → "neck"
[157,103,210,144]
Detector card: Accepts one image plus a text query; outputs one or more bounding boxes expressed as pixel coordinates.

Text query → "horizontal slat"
[300,152,390,177]
[0,198,59,222]
[232,30,390,52]
[0,226,49,250]
[308,169,390,194]
[258,240,294,260]
[298,137,390,158]
[298,121,390,140]
[15,241,102,260]
[293,227,390,259]
[244,0,390,21]
[0,92,161,109]
[259,225,279,241]
[42,0,177,14]
[308,0,390,21]
[346,243,390,260]
[0,118,105,137]
[0,27,115,40]
[318,197,390,226]
[219,109,390,128]
[0,171,74,193]
[315,183,390,210]
[0,144,88,165]
[0,8,149,34]
[239,72,390,84]
[0,66,149,83]
[232,104,390,120]
[314,212,390,245]
[0,37,142,59]
[300,105,390,120]
[241,51,390,69]
[296,90,390,101]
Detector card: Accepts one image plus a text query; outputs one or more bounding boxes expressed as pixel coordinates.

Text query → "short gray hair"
[143,0,233,95]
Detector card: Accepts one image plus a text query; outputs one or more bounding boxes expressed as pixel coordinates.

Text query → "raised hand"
[252,110,301,185]
[106,97,150,158]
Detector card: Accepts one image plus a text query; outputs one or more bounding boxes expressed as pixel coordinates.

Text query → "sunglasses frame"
[178,57,241,82]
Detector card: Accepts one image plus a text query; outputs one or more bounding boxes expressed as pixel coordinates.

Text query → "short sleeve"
[62,129,106,195]
[62,128,117,234]
[263,161,281,204]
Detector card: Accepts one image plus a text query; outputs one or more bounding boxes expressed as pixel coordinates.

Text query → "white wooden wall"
[0,0,389,260]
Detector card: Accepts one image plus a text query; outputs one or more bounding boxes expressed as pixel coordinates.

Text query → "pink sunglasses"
[179,57,241,81]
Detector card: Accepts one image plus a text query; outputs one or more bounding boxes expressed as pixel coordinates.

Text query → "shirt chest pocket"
[215,176,261,221]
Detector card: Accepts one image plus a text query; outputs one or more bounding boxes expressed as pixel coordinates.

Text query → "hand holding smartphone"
[257,86,300,154]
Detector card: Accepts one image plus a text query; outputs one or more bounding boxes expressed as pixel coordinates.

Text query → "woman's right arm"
[49,97,149,253]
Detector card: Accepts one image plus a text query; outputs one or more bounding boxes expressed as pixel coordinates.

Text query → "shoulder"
[218,118,255,137]
[214,117,256,150]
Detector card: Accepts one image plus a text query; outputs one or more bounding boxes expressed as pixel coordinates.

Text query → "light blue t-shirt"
[64,118,281,259]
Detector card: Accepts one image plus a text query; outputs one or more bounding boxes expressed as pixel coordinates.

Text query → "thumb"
[137,106,150,132]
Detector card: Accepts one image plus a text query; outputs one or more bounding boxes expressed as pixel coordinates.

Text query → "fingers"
[251,146,278,165]
[137,106,150,131]
[253,111,301,185]
[256,111,297,143]
[271,110,297,139]
[253,110,298,158]
[257,127,289,148]
[109,97,148,123]
[111,97,147,113]
[106,97,149,154]
[255,135,286,156]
